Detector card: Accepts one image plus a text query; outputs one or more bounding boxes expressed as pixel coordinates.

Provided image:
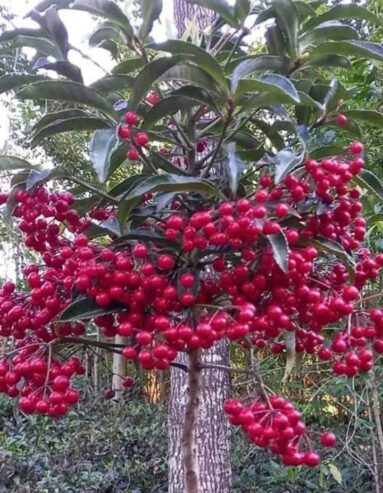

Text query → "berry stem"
[182,349,202,493]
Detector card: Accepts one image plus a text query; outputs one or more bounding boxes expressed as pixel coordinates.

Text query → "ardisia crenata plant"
[2,0,383,491]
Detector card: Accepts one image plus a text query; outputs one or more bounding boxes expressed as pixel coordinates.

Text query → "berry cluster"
[118,111,150,161]
[224,396,336,466]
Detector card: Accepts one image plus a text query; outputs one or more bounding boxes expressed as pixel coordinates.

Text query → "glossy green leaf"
[89,26,125,47]
[298,54,351,71]
[274,149,304,184]
[159,64,224,97]
[107,141,128,179]
[142,95,200,129]
[267,231,289,273]
[342,110,383,128]
[90,75,133,93]
[112,58,144,75]
[123,174,225,201]
[139,0,163,40]
[34,58,83,83]
[300,24,358,50]
[70,0,134,38]
[310,40,383,63]
[303,4,383,31]
[225,142,246,194]
[310,145,343,160]
[150,40,228,93]
[0,156,35,171]
[185,0,238,27]
[130,56,185,109]
[235,74,300,104]
[26,167,65,190]
[265,25,285,56]
[91,129,118,183]
[32,6,69,59]
[353,169,383,203]
[12,35,62,58]
[231,56,287,90]
[60,297,123,322]
[32,109,93,133]
[234,0,251,21]
[16,80,118,121]
[30,117,110,148]
[273,0,298,58]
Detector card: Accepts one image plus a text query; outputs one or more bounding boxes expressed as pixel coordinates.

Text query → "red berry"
[135,132,149,147]
[336,114,348,126]
[321,432,336,447]
[124,112,139,126]
[127,148,139,161]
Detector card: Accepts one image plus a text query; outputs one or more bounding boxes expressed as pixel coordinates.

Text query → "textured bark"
[173,0,217,37]
[168,341,232,493]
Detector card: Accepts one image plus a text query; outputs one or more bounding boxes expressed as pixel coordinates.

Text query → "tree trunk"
[168,340,232,493]
[173,0,217,37]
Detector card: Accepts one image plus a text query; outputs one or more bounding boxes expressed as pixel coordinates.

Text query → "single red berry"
[349,141,363,154]
[336,114,348,126]
[127,148,139,161]
[321,432,336,447]
[135,132,149,147]
[118,125,131,139]
[124,112,139,126]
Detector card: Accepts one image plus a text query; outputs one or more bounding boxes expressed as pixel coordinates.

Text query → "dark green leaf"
[26,167,65,190]
[16,80,118,121]
[265,25,285,56]
[273,0,298,58]
[12,35,61,58]
[70,0,134,39]
[298,54,351,71]
[29,0,72,13]
[159,64,224,97]
[234,0,251,21]
[235,74,300,103]
[0,156,35,171]
[91,129,118,182]
[342,110,383,129]
[34,58,83,82]
[139,0,163,40]
[150,40,228,93]
[90,74,133,93]
[112,58,144,75]
[32,109,93,133]
[130,56,185,109]
[225,142,246,194]
[310,145,343,160]
[118,197,141,225]
[274,149,304,184]
[185,0,238,27]
[89,26,125,48]
[300,24,358,50]
[310,40,383,64]
[0,28,43,42]
[30,117,110,148]
[107,141,128,179]
[4,182,26,223]
[123,174,225,201]
[231,56,287,90]
[303,4,383,31]
[267,231,289,273]
[60,297,123,322]
[353,169,383,203]
[142,95,200,129]
[0,74,48,95]
[31,6,69,59]
[306,237,355,274]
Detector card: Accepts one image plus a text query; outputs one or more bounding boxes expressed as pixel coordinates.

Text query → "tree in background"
[2,1,383,492]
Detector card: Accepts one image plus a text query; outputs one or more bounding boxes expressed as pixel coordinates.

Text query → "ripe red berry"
[127,148,139,161]
[118,125,130,139]
[349,141,363,154]
[321,432,336,447]
[336,114,348,126]
[135,132,149,147]
[124,112,139,126]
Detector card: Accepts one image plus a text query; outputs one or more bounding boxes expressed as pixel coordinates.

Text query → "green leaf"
[303,4,383,31]
[115,229,179,246]
[90,129,118,183]
[30,117,110,148]
[234,0,250,21]
[130,56,185,110]
[310,145,343,160]
[123,174,225,201]
[274,149,304,184]
[107,141,128,179]
[0,156,35,171]
[139,0,163,40]
[32,6,69,59]
[185,0,238,27]
[12,35,62,58]
[267,231,289,273]
[70,0,134,39]
[328,464,342,485]
[310,40,383,64]
[117,197,141,225]
[265,25,285,56]
[142,95,200,129]
[34,58,83,83]
[272,0,298,58]
[0,75,48,95]
[102,175,149,205]
[112,58,144,75]
[26,167,65,190]
[159,64,224,97]
[32,109,93,133]
[225,142,246,194]
[150,40,229,93]
[4,182,27,224]
[0,28,43,42]
[300,23,358,50]
[235,74,300,104]
[353,169,383,203]
[89,26,125,48]
[298,54,351,71]
[342,110,383,128]
[60,297,123,322]
[231,56,287,90]
[16,80,118,121]
[90,74,133,93]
